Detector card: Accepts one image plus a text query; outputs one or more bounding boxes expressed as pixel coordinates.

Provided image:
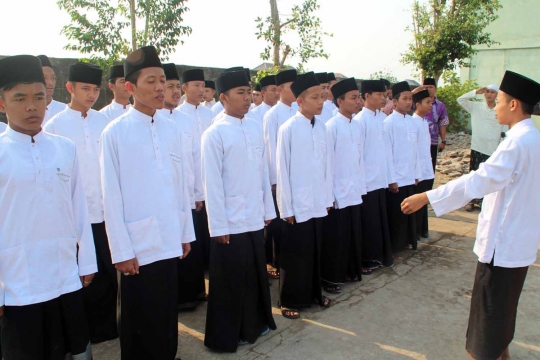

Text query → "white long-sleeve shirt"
[157,108,203,208]
[324,100,337,114]
[43,99,67,126]
[0,122,6,132]
[412,113,435,181]
[263,101,296,186]
[277,112,333,223]
[44,107,109,223]
[428,119,540,267]
[202,99,216,109]
[354,108,395,192]
[0,127,97,306]
[326,113,367,209]
[317,104,334,124]
[457,90,507,156]
[211,101,224,118]
[201,115,276,237]
[250,102,272,125]
[178,102,213,140]
[100,100,132,122]
[384,110,422,187]
[100,108,195,266]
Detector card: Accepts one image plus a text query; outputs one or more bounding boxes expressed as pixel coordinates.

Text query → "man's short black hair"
[333,94,345,107]
[533,102,540,116]
[505,93,534,115]
[393,93,402,101]
[125,70,142,85]
[0,81,45,98]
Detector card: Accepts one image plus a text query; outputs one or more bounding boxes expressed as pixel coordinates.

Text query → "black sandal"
[321,296,331,308]
[361,268,372,276]
[267,269,280,279]
[323,284,341,294]
[281,307,300,319]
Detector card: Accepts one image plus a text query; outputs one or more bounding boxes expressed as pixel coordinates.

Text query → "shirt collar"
[362,107,377,117]
[506,118,533,138]
[278,101,292,110]
[156,108,174,119]
[393,109,406,118]
[336,112,352,123]
[181,102,201,113]
[111,100,131,110]
[127,107,157,124]
[222,113,246,125]
[5,126,45,143]
[65,106,87,119]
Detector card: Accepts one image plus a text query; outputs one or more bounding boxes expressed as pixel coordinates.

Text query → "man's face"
[203,87,216,102]
[252,91,262,106]
[426,85,437,98]
[393,91,413,114]
[262,85,279,106]
[320,83,330,101]
[278,82,296,104]
[42,66,56,99]
[299,85,324,116]
[165,80,182,108]
[223,86,252,116]
[417,97,433,115]
[0,82,47,133]
[484,89,497,103]
[127,67,166,110]
[367,91,387,109]
[495,91,513,125]
[183,81,205,104]
[327,80,337,100]
[386,88,393,100]
[69,82,101,111]
[110,77,130,100]
[340,90,362,115]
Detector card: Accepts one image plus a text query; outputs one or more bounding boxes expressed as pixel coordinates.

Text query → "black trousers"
[265,190,284,269]
[415,179,434,236]
[197,202,212,269]
[1,289,91,360]
[387,185,418,251]
[361,189,394,267]
[430,144,438,172]
[118,258,179,360]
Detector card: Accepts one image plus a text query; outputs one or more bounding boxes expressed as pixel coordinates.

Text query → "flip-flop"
[281,307,300,319]
[267,269,280,279]
[323,284,342,293]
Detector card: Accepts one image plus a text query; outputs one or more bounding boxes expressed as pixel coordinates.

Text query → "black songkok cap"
[500,70,540,107]
[331,78,358,99]
[225,66,243,72]
[124,46,162,80]
[217,70,249,94]
[37,55,52,68]
[254,83,262,92]
[205,80,216,90]
[108,65,124,80]
[182,69,205,83]
[327,72,337,82]
[391,81,411,98]
[162,63,179,81]
[413,89,430,104]
[380,78,391,88]
[360,80,386,94]
[244,68,252,82]
[0,55,45,89]
[276,69,297,86]
[259,75,276,88]
[291,72,320,98]
[423,78,437,86]
[68,62,103,86]
[315,72,329,84]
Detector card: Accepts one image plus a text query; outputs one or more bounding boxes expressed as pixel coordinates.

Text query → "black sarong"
[361,189,394,267]
[118,258,179,360]
[83,222,118,344]
[415,179,433,237]
[204,230,276,353]
[1,289,91,360]
[265,190,284,269]
[177,210,206,310]
[466,261,529,360]
[468,150,491,206]
[387,185,418,252]
[196,202,212,269]
[321,205,363,284]
[279,218,324,308]
[430,144,438,172]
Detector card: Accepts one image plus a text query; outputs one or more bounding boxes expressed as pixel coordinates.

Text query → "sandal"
[406,244,414,250]
[281,307,300,319]
[321,296,331,308]
[361,268,372,276]
[267,269,280,279]
[323,284,341,294]
[346,276,359,282]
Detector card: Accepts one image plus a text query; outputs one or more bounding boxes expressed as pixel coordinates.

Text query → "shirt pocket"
[0,245,30,291]
[292,185,313,216]
[225,195,246,226]
[408,130,418,142]
[125,215,162,258]
[252,146,264,170]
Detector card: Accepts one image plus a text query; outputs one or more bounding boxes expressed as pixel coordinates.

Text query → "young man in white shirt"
[0,55,96,360]
[276,72,333,319]
[252,83,263,108]
[384,81,421,252]
[315,72,333,123]
[353,80,394,271]
[402,70,540,360]
[44,62,118,344]
[38,55,67,125]
[251,75,278,123]
[411,89,435,240]
[100,65,132,121]
[324,72,338,113]
[457,84,507,212]
[100,46,194,360]
[211,67,251,117]
[202,80,216,109]
[322,78,367,293]
[262,69,298,280]
[202,70,276,352]
[159,63,206,310]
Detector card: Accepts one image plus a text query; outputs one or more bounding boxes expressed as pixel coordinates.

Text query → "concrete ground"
[93,207,540,360]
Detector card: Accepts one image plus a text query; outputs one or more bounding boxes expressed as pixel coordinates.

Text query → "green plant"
[251,66,283,84]
[369,70,398,84]
[436,71,478,132]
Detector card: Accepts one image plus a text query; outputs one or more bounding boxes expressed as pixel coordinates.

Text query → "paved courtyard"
[93,207,540,360]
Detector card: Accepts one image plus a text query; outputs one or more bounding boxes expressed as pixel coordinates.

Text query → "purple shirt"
[425,98,450,145]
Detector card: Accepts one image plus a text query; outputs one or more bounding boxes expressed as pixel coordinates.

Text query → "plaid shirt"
[424,98,450,145]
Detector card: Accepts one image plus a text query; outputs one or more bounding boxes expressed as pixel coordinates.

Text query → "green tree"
[369,69,398,84]
[255,0,332,71]
[402,0,502,82]
[436,71,478,132]
[57,0,192,69]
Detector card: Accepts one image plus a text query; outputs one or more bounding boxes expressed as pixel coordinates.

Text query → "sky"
[2,0,419,81]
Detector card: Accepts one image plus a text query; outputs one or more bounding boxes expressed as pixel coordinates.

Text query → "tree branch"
[279,18,296,29]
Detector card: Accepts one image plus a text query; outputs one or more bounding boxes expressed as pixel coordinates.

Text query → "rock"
[448,172,462,178]
[441,159,452,166]
[442,168,454,175]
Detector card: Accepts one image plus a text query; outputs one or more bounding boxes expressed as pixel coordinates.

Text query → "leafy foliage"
[255,0,332,71]
[436,71,478,132]
[402,0,502,82]
[252,66,282,85]
[369,70,398,84]
[57,0,192,70]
